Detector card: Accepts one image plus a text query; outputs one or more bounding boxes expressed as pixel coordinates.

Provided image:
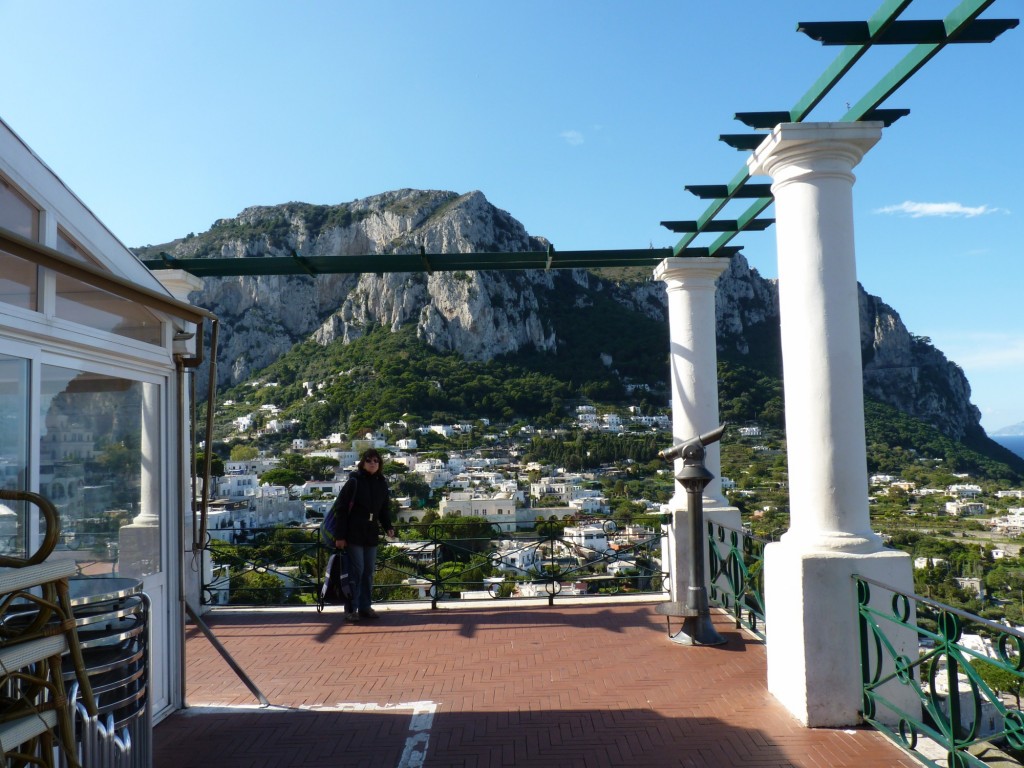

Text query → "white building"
[945,500,986,517]
[569,496,607,515]
[1,116,213,721]
[216,473,259,499]
[563,524,610,555]
[308,447,358,469]
[438,492,517,532]
[530,477,583,504]
[224,457,279,476]
[946,484,983,499]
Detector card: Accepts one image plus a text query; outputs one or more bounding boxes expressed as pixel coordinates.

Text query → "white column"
[751,123,882,554]
[748,122,914,726]
[654,257,740,605]
[119,382,161,579]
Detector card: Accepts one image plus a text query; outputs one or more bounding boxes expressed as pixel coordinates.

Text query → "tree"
[230,570,286,604]
[230,444,259,461]
[308,456,340,480]
[970,659,1024,709]
[259,468,304,488]
[196,452,225,477]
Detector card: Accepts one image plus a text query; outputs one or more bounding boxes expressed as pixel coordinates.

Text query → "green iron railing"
[706,521,768,640]
[200,516,669,608]
[856,574,1024,766]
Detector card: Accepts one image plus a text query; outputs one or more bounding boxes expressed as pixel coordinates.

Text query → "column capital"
[748,121,883,180]
[653,256,731,287]
[153,268,204,303]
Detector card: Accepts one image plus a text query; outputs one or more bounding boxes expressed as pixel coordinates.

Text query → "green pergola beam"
[789,0,914,121]
[842,0,1012,122]
[673,0,913,256]
[143,247,746,277]
[708,198,775,254]
[671,0,1015,259]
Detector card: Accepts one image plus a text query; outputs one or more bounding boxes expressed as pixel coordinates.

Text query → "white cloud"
[873,201,1004,218]
[560,130,584,146]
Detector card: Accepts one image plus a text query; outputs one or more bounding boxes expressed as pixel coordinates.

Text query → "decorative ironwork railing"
[200,516,669,607]
[706,521,768,640]
[856,574,1024,767]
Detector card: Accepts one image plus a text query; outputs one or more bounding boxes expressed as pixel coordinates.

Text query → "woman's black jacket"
[332,468,391,546]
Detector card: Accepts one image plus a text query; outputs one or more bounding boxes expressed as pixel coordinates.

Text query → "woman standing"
[333,448,394,620]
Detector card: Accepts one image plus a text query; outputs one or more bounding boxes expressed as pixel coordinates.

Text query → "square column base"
[661,499,741,605]
[765,542,917,727]
[118,522,160,581]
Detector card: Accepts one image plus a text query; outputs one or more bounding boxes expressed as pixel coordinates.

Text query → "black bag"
[317,550,353,612]
[321,476,358,548]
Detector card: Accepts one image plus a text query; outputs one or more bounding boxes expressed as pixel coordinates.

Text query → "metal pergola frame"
[142,0,1017,280]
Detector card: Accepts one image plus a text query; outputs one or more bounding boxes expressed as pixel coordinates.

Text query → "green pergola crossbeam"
[735,112,792,130]
[142,248,691,277]
[685,184,773,200]
[863,108,911,126]
[732,108,906,136]
[797,18,1016,45]
[720,134,769,151]
[660,219,774,234]
[289,250,318,276]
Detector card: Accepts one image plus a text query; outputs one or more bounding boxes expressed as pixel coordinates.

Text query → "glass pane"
[40,366,161,579]
[0,176,39,240]
[0,248,37,310]
[55,273,163,344]
[56,229,98,265]
[0,354,29,560]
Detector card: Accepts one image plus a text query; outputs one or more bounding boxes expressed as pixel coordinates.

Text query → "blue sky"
[2,1,1021,431]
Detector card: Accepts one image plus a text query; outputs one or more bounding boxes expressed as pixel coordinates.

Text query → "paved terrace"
[154,600,919,768]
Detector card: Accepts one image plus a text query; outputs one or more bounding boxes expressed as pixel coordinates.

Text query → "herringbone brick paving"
[154,602,919,767]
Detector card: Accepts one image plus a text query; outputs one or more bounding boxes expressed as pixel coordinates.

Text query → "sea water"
[993,435,1024,461]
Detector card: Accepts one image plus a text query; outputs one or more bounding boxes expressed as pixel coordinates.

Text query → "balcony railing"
[706,521,768,640]
[200,516,670,607]
[856,574,1024,766]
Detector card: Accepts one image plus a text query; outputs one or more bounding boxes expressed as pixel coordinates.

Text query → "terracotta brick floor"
[153,601,919,767]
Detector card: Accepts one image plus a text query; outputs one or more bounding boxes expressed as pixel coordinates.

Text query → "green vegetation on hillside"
[221,325,583,437]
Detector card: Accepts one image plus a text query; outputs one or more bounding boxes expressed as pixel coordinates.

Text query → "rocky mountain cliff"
[135,188,983,441]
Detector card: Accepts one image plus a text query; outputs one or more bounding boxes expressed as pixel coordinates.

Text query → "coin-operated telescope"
[655,425,726,646]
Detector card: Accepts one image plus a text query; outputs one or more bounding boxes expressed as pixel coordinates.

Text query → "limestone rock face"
[139,188,982,440]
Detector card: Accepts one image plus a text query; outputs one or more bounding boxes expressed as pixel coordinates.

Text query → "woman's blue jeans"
[346,544,377,612]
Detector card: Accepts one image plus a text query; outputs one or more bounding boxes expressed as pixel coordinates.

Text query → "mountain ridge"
[135,188,987,445]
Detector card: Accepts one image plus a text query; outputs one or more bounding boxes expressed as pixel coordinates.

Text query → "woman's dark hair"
[358,449,383,471]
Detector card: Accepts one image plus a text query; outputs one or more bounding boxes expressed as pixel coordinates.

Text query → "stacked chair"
[0,490,97,767]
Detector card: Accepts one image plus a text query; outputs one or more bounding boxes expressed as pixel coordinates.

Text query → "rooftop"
[154,600,917,768]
